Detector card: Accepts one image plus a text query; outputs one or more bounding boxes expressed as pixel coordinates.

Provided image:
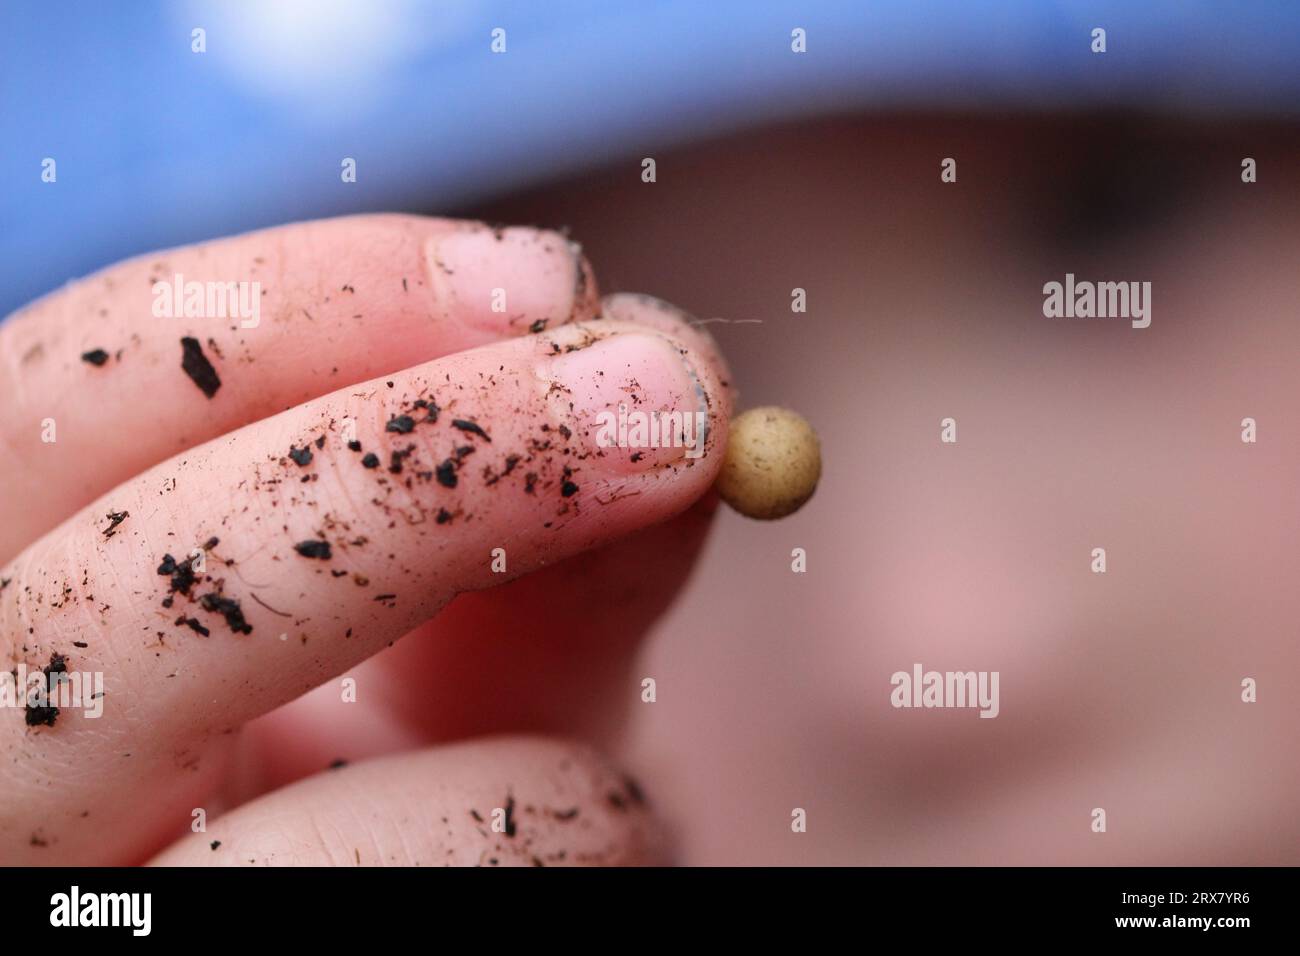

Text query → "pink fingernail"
[426,225,582,334]
[541,331,712,476]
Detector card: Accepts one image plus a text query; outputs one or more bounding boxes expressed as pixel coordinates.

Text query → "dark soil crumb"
[347,440,362,452]
[157,554,198,595]
[180,337,221,398]
[386,414,416,434]
[482,454,521,487]
[176,616,210,637]
[328,758,348,770]
[504,795,517,837]
[561,480,579,497]
[81,349,110,366]
[435,460,457,488]
[210,840,221,850]
[361,453,380,469]
[314,435,326,450]
[102,510,129,538]
[288,445,313,467]
[452,419,491,442]
[199,593,253,634]
[24,653,69,727]
[436,508,453,525]
[388,444,415,475]
[294,540,332,560]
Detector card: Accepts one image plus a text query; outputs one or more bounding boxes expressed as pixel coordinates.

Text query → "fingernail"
[540,329,713,475]
[600,292,734,400]
[426,225,587,334]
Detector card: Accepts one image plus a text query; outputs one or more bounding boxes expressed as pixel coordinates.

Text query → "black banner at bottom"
[0,866,1285,941]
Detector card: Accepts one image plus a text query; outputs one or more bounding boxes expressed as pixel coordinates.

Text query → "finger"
[149,736,664,866]
[233,496,719,799]
[0,316,729,864]
[0,215,598,559]
[235,296,731,794]
[600,292,734,398]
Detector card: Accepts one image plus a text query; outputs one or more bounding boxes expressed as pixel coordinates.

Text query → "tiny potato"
[716,406,820,520]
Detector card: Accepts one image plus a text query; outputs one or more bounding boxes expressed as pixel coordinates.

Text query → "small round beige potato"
[716,406,821,520]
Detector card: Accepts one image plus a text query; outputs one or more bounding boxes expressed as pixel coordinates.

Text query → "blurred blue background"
[2,0,1298,318]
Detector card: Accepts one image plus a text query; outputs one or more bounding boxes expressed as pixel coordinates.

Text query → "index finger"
[0,214,597,560]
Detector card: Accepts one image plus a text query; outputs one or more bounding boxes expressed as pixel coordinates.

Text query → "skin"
[150,738,664,867]
[0,214,732,865]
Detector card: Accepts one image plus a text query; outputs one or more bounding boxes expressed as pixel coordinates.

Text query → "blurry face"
[480,114,1300,864]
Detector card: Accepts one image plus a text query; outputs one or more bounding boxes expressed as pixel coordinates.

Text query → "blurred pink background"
[479,115,1300,864]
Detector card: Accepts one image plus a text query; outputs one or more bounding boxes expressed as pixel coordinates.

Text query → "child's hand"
[0,215,732,865]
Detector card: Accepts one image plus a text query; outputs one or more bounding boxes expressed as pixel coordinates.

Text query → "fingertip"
[599,293,736,414]
[425,223,601,338]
